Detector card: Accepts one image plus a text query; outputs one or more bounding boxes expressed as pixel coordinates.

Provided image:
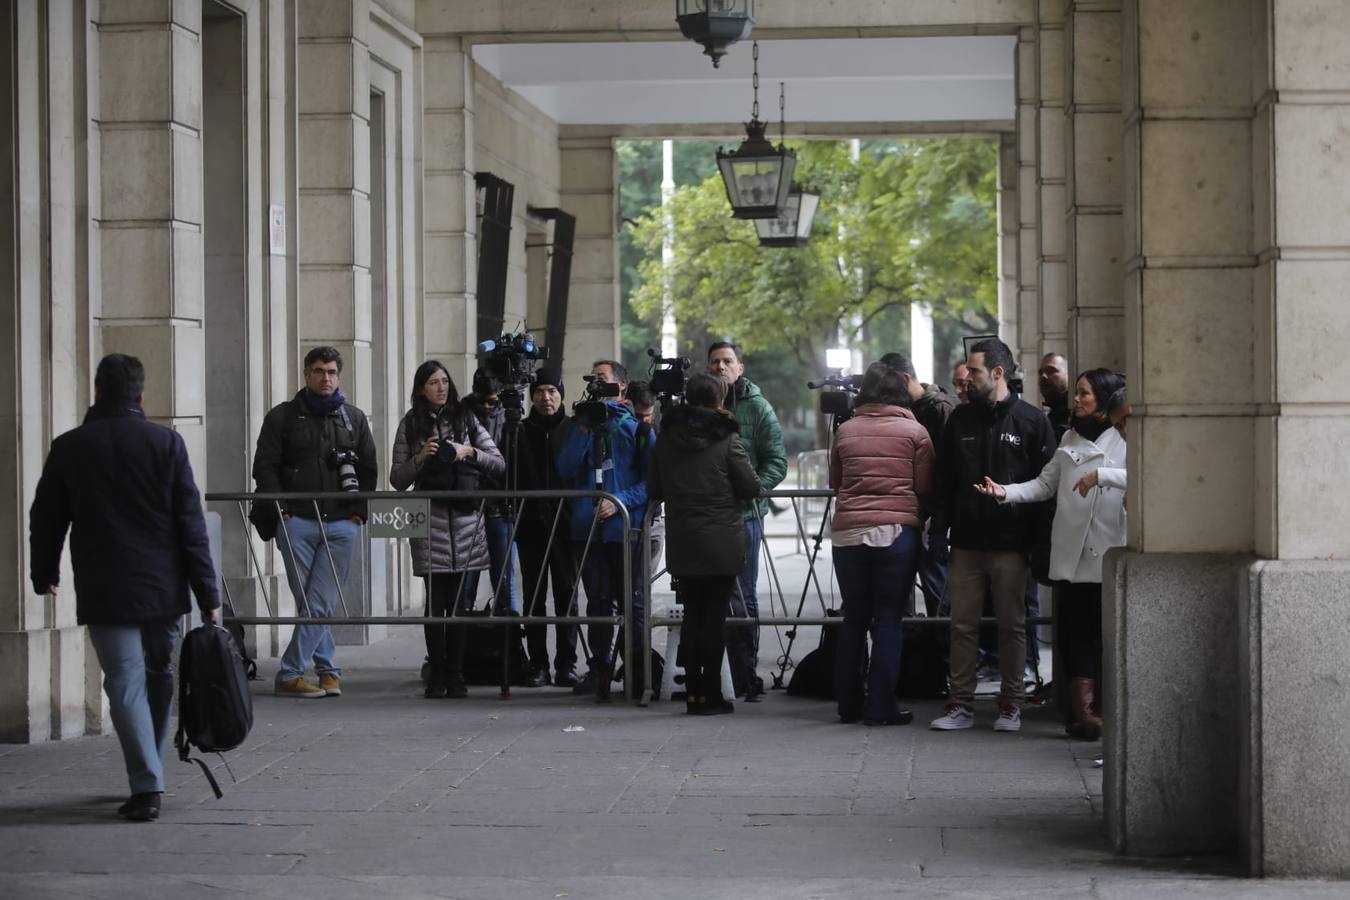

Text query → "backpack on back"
[175,623,254,798]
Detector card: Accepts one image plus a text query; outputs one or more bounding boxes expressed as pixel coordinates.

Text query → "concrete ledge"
[1103,550,1249,856]
[1240,560,1350,878]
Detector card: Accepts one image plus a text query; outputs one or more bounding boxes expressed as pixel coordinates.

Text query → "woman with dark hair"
[975,368,1126,738]
[390,360,505,698]
[830,363,934,725]
[648,372,760,714]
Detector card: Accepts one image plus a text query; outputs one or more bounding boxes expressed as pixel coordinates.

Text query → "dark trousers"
[832,527,922,722]
[916,536,949,617]
[1058,581,1103,681]
[678,576,734,702]
[423,571,477,685]
[727,517,763,694]
[518,524,579,675]
[576,537,646,680]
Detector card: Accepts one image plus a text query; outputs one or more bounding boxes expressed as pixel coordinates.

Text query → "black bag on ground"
[896,626,949,699]
[460,608,528,686]
[786,608,841,700]
[175,623,254,798]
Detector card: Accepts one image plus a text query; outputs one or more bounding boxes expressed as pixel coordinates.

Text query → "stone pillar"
[297,0,371,403]
[1013,26,1042,390]
[558,136,619,391]
[422,38,478,385]
[1064,0,1124,370]
[1106,0,1256,860]
[1238,0,1350,878]
[1035,1,1070,390]
[996,134,1020,361]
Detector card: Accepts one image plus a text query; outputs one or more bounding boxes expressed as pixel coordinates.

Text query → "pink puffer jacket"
[829,404,933,531]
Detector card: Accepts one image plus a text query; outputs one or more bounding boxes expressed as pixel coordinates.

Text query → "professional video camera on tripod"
[646,347,691,413]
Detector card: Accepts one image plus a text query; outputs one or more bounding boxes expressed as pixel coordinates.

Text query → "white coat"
[1000,426,1126,584]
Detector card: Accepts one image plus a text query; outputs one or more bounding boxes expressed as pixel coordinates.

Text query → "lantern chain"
[751,40,759,120]
[779,81,786,143]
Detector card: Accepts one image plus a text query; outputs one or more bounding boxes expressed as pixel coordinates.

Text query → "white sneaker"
[929,704,975,730]
[993,707,1022,732]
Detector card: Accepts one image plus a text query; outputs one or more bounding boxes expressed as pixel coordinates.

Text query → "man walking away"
[30,354,221,821]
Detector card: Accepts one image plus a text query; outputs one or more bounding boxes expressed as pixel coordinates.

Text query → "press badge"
[600,459,615,471]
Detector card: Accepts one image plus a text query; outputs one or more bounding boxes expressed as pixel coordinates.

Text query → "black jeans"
[423,571,476,684]
[679,576,735,702]
[1058,581,1103,681]
[518,524,579,674]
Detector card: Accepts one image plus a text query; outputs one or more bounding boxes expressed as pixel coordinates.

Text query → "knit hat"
[531,368,565,400]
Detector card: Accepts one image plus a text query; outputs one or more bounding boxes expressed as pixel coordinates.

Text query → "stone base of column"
[1102,550,1248,857]
[1240,560,1350,878]
[0,625,94,743]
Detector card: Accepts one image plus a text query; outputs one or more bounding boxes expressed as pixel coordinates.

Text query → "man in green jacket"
[708,341,787,700]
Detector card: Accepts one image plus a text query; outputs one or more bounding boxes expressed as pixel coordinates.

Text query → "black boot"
[119,792,161,821]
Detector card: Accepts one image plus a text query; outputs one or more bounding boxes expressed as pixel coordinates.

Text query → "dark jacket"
[1045,397,1071,443]
[910,383,956,456]
[516,407,569,532]
[555,400,654,543]
[829,404,933,532]
[466,399,510,518]
[251,390,378,521]
[647,405,760,577]
[932,394,1057,553]
[727,378,788,521]
[29,402,220,624]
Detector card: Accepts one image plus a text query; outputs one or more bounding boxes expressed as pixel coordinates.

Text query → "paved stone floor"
[1,627,1344,899]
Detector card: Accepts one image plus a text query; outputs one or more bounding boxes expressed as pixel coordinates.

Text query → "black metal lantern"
[716,43,795,219]
[756,185,820,247]
[676,0,754,68]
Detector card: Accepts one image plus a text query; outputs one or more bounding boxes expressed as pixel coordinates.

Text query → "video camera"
[807,373,862,424]
[646,347,691,411]
[572,375,622,428]
[478,331,548,420]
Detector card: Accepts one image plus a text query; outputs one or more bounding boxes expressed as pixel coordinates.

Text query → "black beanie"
[532,368,565,401]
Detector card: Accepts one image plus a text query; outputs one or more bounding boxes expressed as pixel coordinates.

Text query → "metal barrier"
[206,488,638,702]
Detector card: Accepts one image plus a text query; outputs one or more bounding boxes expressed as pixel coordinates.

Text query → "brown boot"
[1066,677,1103,740]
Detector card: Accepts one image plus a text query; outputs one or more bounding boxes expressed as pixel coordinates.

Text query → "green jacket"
[728,377,788,520]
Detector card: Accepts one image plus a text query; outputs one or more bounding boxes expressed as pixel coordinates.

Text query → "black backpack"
[175,623,254,798]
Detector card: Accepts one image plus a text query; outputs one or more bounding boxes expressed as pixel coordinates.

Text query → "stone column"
[558,135,619,391]
[1064,0,1124,370]
[1238,0,1350,878]
[422,38,478,386]
[996,133,1021,352]
[1035,1,1070,392]
[1106,0,1256,860]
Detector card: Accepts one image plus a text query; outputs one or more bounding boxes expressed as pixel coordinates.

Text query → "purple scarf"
[302,387,347,415]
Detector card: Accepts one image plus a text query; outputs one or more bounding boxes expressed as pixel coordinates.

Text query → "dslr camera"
[573,375,621,428]
[646,347,691,411]
[328,447,361,493]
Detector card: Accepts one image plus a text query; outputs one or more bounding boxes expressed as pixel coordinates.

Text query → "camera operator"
[591,358,628,398]
[625,380,657,428]
[556,363,655,701]
[465,369,520,618]
[623,380,662,571]
[648,373,761,715]
[252,346,377,699]
[513,369,582,688]
[707,341,787,701]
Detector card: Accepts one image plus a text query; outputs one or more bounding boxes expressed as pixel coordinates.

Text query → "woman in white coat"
[975,369,1126,739]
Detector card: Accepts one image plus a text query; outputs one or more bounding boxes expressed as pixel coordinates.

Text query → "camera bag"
[175,622,254,798]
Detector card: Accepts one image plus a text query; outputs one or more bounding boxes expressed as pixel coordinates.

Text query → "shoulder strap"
[634,420,652,464]
[338,404,353,437]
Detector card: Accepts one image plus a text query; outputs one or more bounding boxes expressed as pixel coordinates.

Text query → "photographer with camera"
[707,341,787,702]
[465,368,521,618]
[252,346,378,698]
[556,361,655,701]
[390,361,505,699]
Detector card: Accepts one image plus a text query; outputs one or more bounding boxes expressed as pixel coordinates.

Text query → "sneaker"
[276,677,326,698]
[994,707,1022,732]
[317,673,341,696]
[929,704,975,730]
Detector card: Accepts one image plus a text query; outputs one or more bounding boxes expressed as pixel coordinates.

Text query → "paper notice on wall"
[269,205,286,255]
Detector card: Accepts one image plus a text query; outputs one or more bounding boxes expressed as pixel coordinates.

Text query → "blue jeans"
[576,537,646,675]
[485,514,519,614]
[832,527,922,721]
[276,516,359,682]
[727,516,763,691]
[88,619,181,794]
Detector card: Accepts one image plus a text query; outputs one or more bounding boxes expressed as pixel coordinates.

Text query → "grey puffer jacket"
[390,407,505,576]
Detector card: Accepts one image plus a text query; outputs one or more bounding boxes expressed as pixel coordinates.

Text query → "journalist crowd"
[27,336,1127,819]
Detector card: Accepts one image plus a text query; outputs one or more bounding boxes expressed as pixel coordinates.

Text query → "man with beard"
[1038,353,1072,441]
[928,338,1056,733]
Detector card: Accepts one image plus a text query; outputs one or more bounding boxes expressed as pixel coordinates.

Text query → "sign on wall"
[368,498,430,539]
[269,204,286,255]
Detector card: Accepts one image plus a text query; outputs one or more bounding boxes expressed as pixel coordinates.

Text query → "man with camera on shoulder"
[252,346,378,699]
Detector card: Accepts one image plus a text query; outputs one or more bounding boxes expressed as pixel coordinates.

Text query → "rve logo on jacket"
[1000,432,1023,447]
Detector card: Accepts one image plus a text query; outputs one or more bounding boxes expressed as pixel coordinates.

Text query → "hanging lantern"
[716,43,795,219]
[676,0,755,68]
[756,185,820,247]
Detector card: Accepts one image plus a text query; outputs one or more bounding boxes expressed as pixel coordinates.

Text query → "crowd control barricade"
[205,488,639,702]
[641,488,1054,700]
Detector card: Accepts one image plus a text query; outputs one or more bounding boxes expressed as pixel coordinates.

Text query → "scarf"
[1072,415,1111,442]
[302,387,347,415]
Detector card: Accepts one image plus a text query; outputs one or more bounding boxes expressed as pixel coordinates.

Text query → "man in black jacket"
[252,347,377,699]
[29,354,220,821]
[928,338,1056,733]
[1038,352,1071,442]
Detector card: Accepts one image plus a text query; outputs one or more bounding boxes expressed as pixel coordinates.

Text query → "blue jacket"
[554,401,654,543]
[29,402,220,625]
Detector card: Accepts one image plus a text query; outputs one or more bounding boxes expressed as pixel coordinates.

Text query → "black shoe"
[446,675,468,699]
[554,669,580,688]
[523,666,549,688]
[573,669,597,695]
[838,713,861,724]
[119,792,161,821]
[698,698,734,715]
[744,675,765,703]
[424,682,448,699]
[863,710,914,726]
